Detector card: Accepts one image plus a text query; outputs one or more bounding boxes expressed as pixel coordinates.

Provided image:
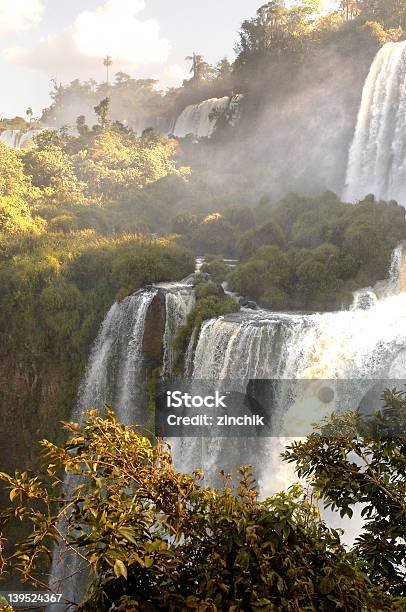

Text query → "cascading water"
[344,41,406,204]
[0,129,43,149]
[162,288,195,376]
[172,246,406,505]
[74,290,157,424]
[0,130,22,148]
[48,285,194,608]
[49,246,406,604]
[171,95,242,139]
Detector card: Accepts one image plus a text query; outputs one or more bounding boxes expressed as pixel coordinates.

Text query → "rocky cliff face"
[0,356,81,578]
[0,358,74,474]
[0,290,168,476]
[143,292,166,372]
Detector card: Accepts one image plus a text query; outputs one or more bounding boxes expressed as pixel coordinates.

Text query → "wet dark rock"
[143,291,166,369]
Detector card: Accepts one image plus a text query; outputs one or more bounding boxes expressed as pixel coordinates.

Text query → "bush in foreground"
[0,401,404,610]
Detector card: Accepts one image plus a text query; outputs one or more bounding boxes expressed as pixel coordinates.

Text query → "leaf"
[319,575,335,595]
[9,489,18,502]
[254,600,271,606]
[144,556,153,568]
[118,527,137,544]
[114,559,127,580]
[133,552,145,567]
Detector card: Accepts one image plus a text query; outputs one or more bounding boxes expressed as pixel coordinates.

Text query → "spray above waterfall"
[345,41,406,205]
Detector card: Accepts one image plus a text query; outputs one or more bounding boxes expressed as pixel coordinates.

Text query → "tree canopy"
[1,399,404,610]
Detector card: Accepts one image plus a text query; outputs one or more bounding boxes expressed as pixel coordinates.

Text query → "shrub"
[0,409,399,610]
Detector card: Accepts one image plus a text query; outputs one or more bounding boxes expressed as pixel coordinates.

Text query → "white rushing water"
[75,290,156,424]
[172,95,242,139]
[48,285,194,608]
[162,288,195,376]
[49,246,406,605]
[176,246,406,497]
[0,129,43,149]
[345,41,406,204]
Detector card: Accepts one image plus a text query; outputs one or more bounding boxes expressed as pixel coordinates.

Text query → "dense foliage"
[169,191,406,311]
[0,113,195,483]
[228,192,406,310]
[284,388,406,597]
[172,281,240,374]
[0,405,403,611]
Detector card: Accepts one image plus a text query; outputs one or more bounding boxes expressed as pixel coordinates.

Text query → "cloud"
[73,0,170,64]
[3,31,99,78]
[0,0,44,35]
[3,0,171,83]
[164,64,190,88]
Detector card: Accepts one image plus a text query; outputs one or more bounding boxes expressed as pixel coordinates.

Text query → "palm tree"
[103,56,113,84]
[185,52,212,82]
[26,107,33,123]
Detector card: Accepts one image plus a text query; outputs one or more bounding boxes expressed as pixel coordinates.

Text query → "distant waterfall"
[0,129,43,149]
[172,95,242,139]
[345,41,406,204]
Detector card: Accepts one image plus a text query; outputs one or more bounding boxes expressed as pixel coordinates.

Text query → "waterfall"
[49,247,406,604]
[48,285,194,608]
[48,290,157,608]
[172,95,242,139]
[176,247,406,501]
[162,288,195,376]
[344,41,406,204]
[0,129,43,149]
[74,290,157,424]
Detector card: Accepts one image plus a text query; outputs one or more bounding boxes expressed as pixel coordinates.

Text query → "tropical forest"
[0,1,405,610]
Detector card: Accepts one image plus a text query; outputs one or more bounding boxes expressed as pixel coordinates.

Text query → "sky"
[0,0,338,118]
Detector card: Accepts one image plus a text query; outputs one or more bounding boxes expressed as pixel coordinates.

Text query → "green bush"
[0,406,402,610]
[238,220,286,259]
[229,195,406,311]
[200,256,229,282]
[173,281,240,372]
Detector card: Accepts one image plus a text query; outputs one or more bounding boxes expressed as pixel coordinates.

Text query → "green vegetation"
[0,117,32,132]
[173,281,240,373]
[169,192,406,312]
[284,388,406,597]
[0,392,404,609]
[228,192,406,310]
[0,108,195,480]
[200,256,229,282]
